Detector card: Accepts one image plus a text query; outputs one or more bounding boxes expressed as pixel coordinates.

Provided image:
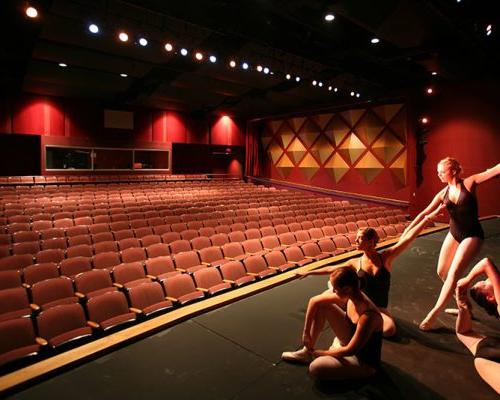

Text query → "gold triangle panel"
[267,140,284,165]
[276,121,295,149]
[389,151,407,185]
[388,109,407,143]
[312,113,333,130]
[286,137,307,164]
[276,153,295,178]
[298,119,320,144]
[355,152,384,183]
[338,133,366,165]
[372,104,403,124]
[288,117,306,132]
[324,115,350,146]
[324,153,349,183]
[355,111,385,146]
[310,135,334,164]
[371,130,404,164]
[298,153,320,180]
[340,109,365,128]
[268,120,283,134]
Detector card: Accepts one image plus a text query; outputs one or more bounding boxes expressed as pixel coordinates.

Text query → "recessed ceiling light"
[229,60,236,68]
[88,24,99,34]
[426,87,434,94]
[180,48,188,56]
[138,37,148,46]
[350,91,355,96]
[334,87,338,92]
[209,55,217,63]
[58,63,67,68]
[295,76,301,82]
[263,67,270,74]
[371,38,380,44]
[118,32,128,42]
[431,71,438,75]
[164,43,173,52]
[324,13,335,22]
[328,86,332,91]
[356,93,360,98]
[120,73,128,78]
[318,82,323,87]
[256,65,263,72]
[286,74,291,80]
[421,117,429,124]
[242,62,249,70]
[312,80,317,86]
[195,52,203,61]
[26,6,38,18]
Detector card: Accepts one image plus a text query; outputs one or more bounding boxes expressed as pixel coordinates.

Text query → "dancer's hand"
[456,278,469,294]
[312,349,333,357]
[295,270,309,279]
[427,203,446,220]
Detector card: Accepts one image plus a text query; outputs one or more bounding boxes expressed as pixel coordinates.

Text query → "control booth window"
[46,146,92,170]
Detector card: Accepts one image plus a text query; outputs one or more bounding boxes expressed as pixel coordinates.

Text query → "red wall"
[413,80,500,217]
[0,94,245,175]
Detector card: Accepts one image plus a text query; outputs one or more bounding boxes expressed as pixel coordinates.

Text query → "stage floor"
[8,219,500,400]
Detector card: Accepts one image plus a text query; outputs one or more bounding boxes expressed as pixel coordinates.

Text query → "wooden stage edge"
[0,216,497,394]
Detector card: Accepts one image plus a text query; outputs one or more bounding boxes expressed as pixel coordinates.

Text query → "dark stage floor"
[7,219,500,400]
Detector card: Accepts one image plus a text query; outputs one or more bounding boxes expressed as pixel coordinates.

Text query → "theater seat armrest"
[224,257,237,261]
[146,274,157,280]
[30,303,40,312]
[75,292,86,299]
[87,321,100,329]
[201,262,211,266]
[304,256,316,259]
[113,283,124,289]
[288,261,300,265]
[223,279,235,284]
[166,296,179,303]
[36,337,48,346]
[196,287,209,293]
[130,307,143,314]
[269,266,281,271]
[176,268,187,273]
[22,283,31,289]
[247,272,259,276]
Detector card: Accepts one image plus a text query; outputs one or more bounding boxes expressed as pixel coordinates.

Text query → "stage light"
[431,71,437,76]
[356,93,360,97]
[371,38,380,44]
[58,63,67,68]
[312,80,317,86]
[324,13,335,22]
[138,37,148,47]
[118,32,129,42]
[334,87,338,92]
[242,62,249,70]
[256,65,263,72]
[88,24,99,34]
[486,24,492,36]
[209,55,217,63]
[328,86,332,91]
[426,87,434,95]
[164,43,173,52]
[195,52,203,61]
[421,117,429,124]
[26,6,38,18]
[285,74,291,80]
[350,91,355,96]
[263,67,270,74]
[295,76,301,82]
[229,60,236,68]
[180,48,188,56]
[318,81,323,87]
[120,73,128,77]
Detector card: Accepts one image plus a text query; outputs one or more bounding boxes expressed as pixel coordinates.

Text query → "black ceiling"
[2,0,499,119]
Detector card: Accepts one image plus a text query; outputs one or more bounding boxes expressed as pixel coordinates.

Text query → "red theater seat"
[0,318,40,367]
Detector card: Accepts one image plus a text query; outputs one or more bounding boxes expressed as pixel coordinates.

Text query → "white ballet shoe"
[281,347,313,364]
[444,308,459,316]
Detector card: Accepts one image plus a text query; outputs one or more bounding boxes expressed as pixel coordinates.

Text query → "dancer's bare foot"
[419,316,437,331]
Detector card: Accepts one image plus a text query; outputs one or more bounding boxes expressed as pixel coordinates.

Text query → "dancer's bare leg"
[379,308,396,337]
[436,232,459,281]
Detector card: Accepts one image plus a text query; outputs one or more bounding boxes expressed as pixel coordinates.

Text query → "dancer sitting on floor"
[455,257,500,394]
[405,158,499,331]
[290,203,445,339]
[283,266,383,381]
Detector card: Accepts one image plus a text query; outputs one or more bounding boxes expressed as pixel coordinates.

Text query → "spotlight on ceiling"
[25,6,38,18]
[263,67,270,74]
[356,93,360,98]
[256,65,263,72]
[285,74,291,80]
[431,71,438,76]
[371,38,380,44]
[426,87,434,95]
[334,87,338,92]
[420,117,429,125]
[328,86,332,91]
[295,76,301,82]
[120,73,128,78]
[58,63,67,68]
[195,52,203,61]
[118,32,129,42]
[324,13,335,22]
[88,24,99,34]
[318,82,323,87]
[180,48,188,56]
[312,80,317,86]
[138,37,148,47]
[229,60,236,68]
[164,43,173,52]
[486,24,492,36]
[209,55,217,63]
[242,62,249,70]
[350,91,355,96]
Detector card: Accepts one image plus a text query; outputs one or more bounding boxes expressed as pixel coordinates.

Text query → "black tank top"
[444,183,484,242]
[475,336,500,362]
[358,254,391,308]
[347,310,383,368]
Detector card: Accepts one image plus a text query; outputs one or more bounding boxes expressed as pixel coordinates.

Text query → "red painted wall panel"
[211,116,244,146]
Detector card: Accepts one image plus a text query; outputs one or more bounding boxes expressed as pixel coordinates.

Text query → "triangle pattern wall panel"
[268,120,284,134]
[286,137,307,165]
[324,115,350,147]
[276,153,295,178]
[312,113,333,130]
[310,135,334,165]
[338,133,366,165]
[298,153,321,180]
[277,122,295,149]
[355,152,384,183]
[390,151,407,185]
[355,111,385,146]
[388,108,407,143]
[266,139,284,164]
[298,120,320,148]
[324,153,350,183]
[288,117,306,133]
[372,104,403,124]
[371,130,404,164]
[340,109,365,128]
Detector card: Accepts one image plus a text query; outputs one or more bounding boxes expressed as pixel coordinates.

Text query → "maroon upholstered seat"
[31,276,79,311]
[23,262,60,287]
[219,260,256,286]
[0,318,40,366]
[0,287,32,322]
[193,268,231,295]
[74,269,117,299]
[128,282,173,317]
[86,291,136,331]
[163,274,204,305]
[243,255,277,278]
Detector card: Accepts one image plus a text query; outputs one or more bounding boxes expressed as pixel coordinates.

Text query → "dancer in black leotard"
[282,266,383,381]
[455,258,500,394]
[358,255,391,309]
[409,158,499,330]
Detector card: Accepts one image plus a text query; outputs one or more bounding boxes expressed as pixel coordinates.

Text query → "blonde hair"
[438,157,462,176]
[358,227,380,245]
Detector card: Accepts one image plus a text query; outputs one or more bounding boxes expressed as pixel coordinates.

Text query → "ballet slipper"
[444,308,459,316]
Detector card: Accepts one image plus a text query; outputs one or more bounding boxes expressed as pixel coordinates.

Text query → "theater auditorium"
[0,1,499,399]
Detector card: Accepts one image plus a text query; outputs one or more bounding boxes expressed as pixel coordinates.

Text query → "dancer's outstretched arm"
[295,260,355,279]
[402,189,446,235]
[465,163,500,186]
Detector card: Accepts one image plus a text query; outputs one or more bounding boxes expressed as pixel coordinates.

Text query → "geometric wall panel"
[337,133,366,165]
[298,120,320,147]
[310,135,334,164]
[312,113,333,130]
[275,153,295,178]
[276,122,295,149]
[388,108,407,143]
[324,153,349,183]
[324,115,350,147]
[298,153,320,180]
[267,139,284,164]
[355,111,385,146]
[389,151,407,185]
[286,137,307,164]
[261,126,273,149]
[355,152,384,183]
[340,109,365,128]
[268,119,284,134]
[289,117,306,133]
[371,130,404,164]
[372,104,403,124]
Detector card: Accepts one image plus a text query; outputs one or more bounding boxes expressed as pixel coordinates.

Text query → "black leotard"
[347,310,383,368]
[444,183,484,242]
[358,255,391,308]
[475,336,500,362]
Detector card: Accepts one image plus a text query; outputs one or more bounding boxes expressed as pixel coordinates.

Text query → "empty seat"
[277,232,296,247]
[173,251,205,274]
[274,224,289,235]
[23,262,59,287]
[259,226,276,237]
[0,254,34,272]
[219,260,255,287]
[12,241,40,256]
[117,237,141,251]
[86,291,136,331]
[59,256,92,278]
[31,220,53,232]
[0,318,40,367]
[121,247,147,263]
[53,218,74,229]
[112,262,151,290]
[169,239,192,254]
[153,225,171,236]
[40,237,68,251]
[13,231,39,243]
[0,270,23,290]
[221,242,245,261]
[93,240,119,254]
[214,225,231,235]
[92,252,121,271]
[198,227,216,237]
[7,223,31,235]
[283,246,312,267]
[317,238,341,256]
[31,276,78,311]
[68,234,92,247]
[113,229,135,241]
[144,256,180,282]
[331,235,352,252]
[163,274,204,305]
[241,239,267,256]
[209,233,229,246]
[128,282,173,317]
[66,244,94,258]
[193,268,231,295]
[89,223,110,235]
[308,228,324,240]
[161,232,181,244]
[300,242,330,261]
[228,231,246,242]
[74,269,117,299]
[130,219,148,230]
[190,236,212,251]
[36,303,92,348]
[145,243,170,259]
[198,246,229,268]
[243,255,277,278]
[180,229,199,241]
[263,250,295,272]
[65,226,89,237]
[35,248,65,264]
[133,227,153,238]
[321,226,336,237]
[170,222,188,233]
[0,287,32,322]
[294,230,312,244]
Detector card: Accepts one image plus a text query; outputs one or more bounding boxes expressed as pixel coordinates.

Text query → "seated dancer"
[290,203,445,338]
[455,258,500,394]
[283,266,383,381]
